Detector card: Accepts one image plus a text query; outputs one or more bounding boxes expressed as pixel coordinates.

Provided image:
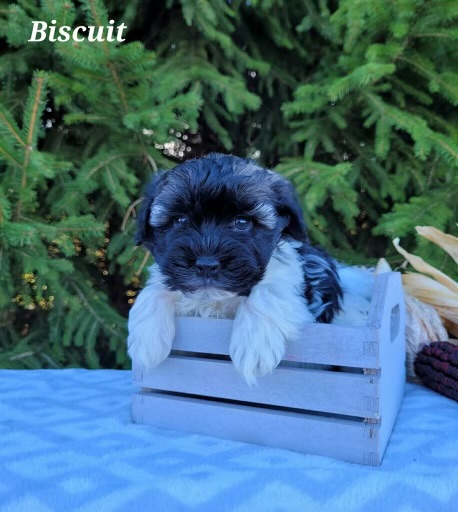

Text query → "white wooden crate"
[132,272,406,465]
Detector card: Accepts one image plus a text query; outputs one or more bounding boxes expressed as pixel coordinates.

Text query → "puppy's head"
[136,153,308,295]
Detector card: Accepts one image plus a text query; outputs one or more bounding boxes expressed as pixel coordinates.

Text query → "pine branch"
[0,105,26,148]
[398,54,458,105]
[69,280,125,340]
[0,143,22,167]
[84,0,129,113]
[16,72,47,219]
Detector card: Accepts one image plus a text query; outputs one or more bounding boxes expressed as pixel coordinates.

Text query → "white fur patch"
[248,203,277,229]
[176,288,244,319]
[229,240,314,384]
[149,203,168,227]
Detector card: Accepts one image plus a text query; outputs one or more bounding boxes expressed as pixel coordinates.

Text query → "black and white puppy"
[128,153,372,383]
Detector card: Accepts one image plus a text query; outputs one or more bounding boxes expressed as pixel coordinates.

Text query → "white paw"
[127,280,176,369]
[230,337,284,385]
[229,306,285,385]
[127,327,174,369]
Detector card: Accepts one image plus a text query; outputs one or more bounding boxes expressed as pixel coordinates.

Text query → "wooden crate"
[132,272,406,465]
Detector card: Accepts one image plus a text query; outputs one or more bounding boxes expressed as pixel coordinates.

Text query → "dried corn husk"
[444,320,458,339]
[415,226,458,264]
[393,237,458,294]
[393,227,458,338]
[402,273,458,324]
[404,295,448,380]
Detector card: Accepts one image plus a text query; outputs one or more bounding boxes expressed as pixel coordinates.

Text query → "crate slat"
[134,356,380,418]
[173,317,379,368]
[132,391,381,465]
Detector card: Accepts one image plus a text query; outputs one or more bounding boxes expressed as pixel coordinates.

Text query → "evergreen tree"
[0,0,456,368]
[275,0,458,269]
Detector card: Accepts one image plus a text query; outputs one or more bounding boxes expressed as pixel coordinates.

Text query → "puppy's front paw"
[127,326,174,369]
[230,337,283,385]
[229,305,285,385]
[127,286,176,369]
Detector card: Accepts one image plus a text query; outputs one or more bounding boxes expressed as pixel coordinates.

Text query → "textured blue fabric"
[0,369,457,512]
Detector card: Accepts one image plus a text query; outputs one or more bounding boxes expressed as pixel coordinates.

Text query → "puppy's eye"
[231,217,252,231]
[173,215,189,226]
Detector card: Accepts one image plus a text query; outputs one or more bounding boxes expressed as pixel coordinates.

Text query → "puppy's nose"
[195,256,220,271]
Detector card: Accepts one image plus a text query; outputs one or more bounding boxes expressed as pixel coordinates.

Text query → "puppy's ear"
[135,171,167,246]
[273,177,309,243]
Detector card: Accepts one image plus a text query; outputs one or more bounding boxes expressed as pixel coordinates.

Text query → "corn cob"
[414,342,458,401]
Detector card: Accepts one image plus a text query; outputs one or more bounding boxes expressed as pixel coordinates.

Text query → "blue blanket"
[1,369,457,511]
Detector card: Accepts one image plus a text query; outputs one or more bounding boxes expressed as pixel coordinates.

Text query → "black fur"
[136,153,342,320]
[299,245,342,323]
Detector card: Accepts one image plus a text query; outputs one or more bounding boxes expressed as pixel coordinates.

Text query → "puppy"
[127,153,372,384]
